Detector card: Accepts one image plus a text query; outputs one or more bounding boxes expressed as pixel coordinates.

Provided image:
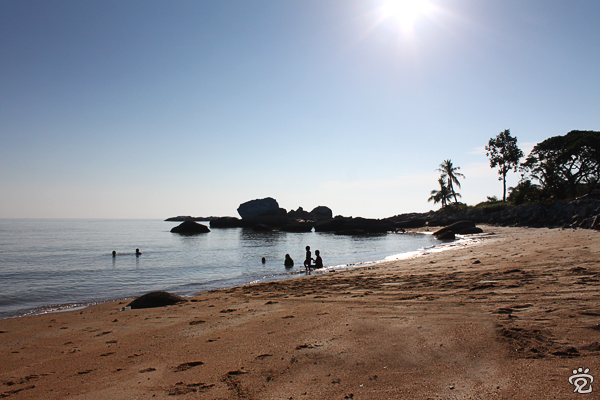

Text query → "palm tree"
[428,177,453,208]
[437,159,465,203]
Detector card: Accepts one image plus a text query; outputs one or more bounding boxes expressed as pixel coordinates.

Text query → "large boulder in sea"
[170,221,210,234]
[237,197,280,219]
[237,198,289,228]
[310,206,333,220]
[127,291,188,309]
[210,217,242,228]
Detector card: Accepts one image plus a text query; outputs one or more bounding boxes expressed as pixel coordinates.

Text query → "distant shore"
[1,225,599,399]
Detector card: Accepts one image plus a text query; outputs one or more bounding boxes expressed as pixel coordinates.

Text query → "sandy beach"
[1,226,599,399]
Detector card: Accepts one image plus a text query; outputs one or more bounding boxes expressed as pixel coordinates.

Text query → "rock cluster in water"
[170,220,210,234]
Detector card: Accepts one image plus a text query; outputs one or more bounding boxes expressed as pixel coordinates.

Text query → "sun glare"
[379,0,432,33]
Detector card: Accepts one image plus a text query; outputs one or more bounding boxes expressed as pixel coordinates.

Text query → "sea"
[0,219,444,320]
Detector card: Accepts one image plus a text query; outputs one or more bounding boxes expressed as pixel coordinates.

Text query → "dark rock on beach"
[435,231,456,241]
[127,291,188,309]
[459,227,484,234]
[170,221,210,234]
[433,221,476,238]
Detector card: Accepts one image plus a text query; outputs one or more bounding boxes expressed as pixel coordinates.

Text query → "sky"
[1,0,599,219]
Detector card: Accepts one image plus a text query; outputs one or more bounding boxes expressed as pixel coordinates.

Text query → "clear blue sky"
[1,0,599,219]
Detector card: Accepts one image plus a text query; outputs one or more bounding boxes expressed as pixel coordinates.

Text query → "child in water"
[284,254,294,267]
[313,250,323,269]
[303,246,311,271]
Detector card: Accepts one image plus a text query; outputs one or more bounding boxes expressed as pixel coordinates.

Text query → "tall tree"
[428,177,453,208]
[522,130,600,199]
[437,159,464,203]
[485,129,524,201]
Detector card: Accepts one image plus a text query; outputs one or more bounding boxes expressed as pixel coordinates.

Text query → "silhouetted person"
[284,254,294,268]
[135,248,142,256]
[304,246,312,271]
[262,257,266,264]
[112,251,116,257]
[313,250,323,269]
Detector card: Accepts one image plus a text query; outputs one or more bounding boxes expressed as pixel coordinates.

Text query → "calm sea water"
[0,219,440,319]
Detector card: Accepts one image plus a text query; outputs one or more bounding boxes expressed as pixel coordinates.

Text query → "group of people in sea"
[112,249,142,257]
[114,247,322,272]
[282,245,323,272]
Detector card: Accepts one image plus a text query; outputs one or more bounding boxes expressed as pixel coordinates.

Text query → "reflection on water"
[0,219,440,319]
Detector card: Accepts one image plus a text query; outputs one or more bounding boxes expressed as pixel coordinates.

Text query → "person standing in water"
[303,246,312,271]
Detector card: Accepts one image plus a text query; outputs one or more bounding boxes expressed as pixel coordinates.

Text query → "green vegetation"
[436,159,464,204]
[428,130,599,210]
[485,129,523,201]
[522,130,600,200]
[428,177,453,208]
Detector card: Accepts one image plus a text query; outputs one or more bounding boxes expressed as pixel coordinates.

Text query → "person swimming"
[135,248,142,256]
[284,254,294,268]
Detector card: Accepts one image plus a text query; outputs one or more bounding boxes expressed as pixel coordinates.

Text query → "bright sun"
[379,0,432,33]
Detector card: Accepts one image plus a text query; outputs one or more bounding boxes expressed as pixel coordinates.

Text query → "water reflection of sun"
[378,0,433,33]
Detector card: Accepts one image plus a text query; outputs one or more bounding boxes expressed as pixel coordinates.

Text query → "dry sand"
[1,226,599,399]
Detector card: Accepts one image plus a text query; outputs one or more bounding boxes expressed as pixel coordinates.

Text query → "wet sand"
[1,226,599,399]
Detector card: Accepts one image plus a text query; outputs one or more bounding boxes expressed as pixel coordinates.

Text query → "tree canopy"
[436,160,464,203]
[485,129,523,201]
[522,130,600,199]
[428,177,454,208]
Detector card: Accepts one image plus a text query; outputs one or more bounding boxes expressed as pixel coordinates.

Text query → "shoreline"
[1,225,599,399]
[4,230,472,321]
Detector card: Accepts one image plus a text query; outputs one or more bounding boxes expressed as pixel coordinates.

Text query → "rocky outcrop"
[170,221,210,234]
[127,291,188,309]
[252,224,272,232]
[433,221,476,237]
[210,217,242,228]
[237,197,280,219]
[384,199,600,231]
[165,216,209,222]
[237,198,289,228]
[315,217,393,235]
[287,207,313,220]
[310,206,333,220]
[280,222,314,232]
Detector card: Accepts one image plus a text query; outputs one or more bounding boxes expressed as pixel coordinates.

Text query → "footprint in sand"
[167,382,214,396]
[173,362,204,372]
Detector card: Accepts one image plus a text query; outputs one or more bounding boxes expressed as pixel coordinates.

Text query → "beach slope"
[1,226,599,399]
